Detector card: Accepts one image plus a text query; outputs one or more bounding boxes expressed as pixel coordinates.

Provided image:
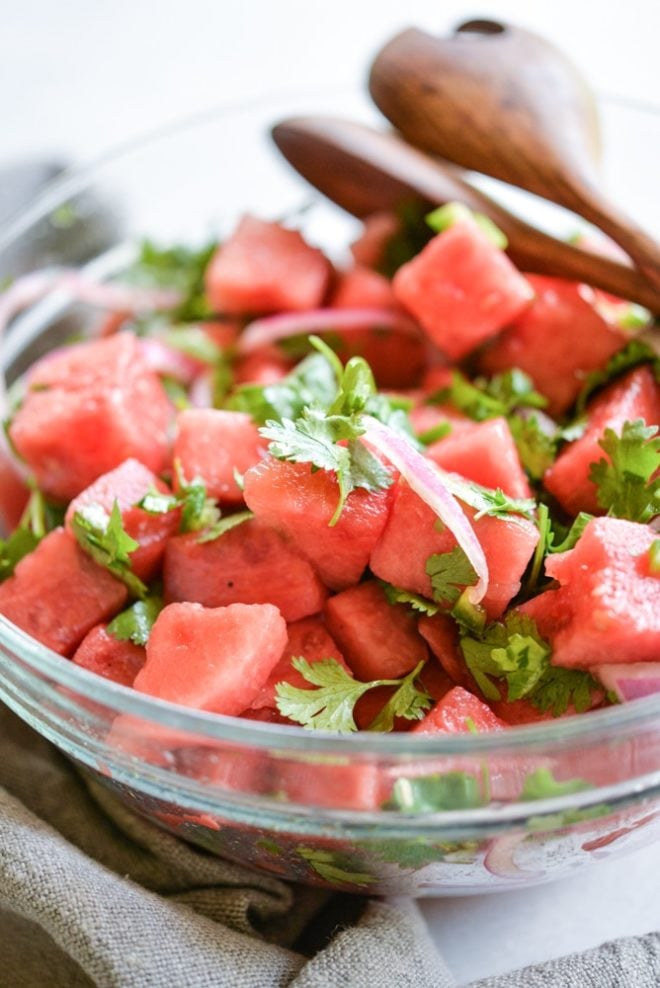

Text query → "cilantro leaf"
[530,666,599,717]
[196,509,253,544]
[426,201,508,249]
[439,471,537,521]
[138,462,221,533]
[589,419,660,522]
[71,501,147,598]
[576,340,660,415]
[508,414,557,479]
[388,772,486,813]
[227,351,339,425]
[366,663,433,731]
[460,613,551,702]
[159,326,223,365]
[382,584,440,616]
[107,593,163,646]
[426,546,478,605]
[0,527,40,581]
[127,239,217,321]
[520,767,592,801]
[275,657,431,733]
[549,512,593,554]
[435,369,547,422]
[376,200,434,279]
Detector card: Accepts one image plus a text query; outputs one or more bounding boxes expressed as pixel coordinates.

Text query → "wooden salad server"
[271,115,660,314]
[368,20,660,291]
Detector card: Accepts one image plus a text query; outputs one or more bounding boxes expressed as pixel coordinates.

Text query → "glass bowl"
[1,91,659,897]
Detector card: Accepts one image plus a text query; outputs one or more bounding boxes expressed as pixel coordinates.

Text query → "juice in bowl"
[0,74,659,896]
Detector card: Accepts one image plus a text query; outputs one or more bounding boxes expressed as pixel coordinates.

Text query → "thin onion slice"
[237,307,422,355]
[592,662,660,702]
[362,416,489,605]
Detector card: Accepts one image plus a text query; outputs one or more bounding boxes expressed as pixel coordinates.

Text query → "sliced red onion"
[362,416,489,605]
[592,663,660,702]
[237,307,421,355]
[138,337,201,384]
[189,370,215,408]
[484,833,542,880]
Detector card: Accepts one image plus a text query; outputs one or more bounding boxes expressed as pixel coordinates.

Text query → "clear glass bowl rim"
[1,88,659,760]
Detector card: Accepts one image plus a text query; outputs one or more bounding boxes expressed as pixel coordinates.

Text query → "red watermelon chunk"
[370,479,538,620]
[243,456,393,591]
[270,754,383,811]
[478,276,627,416]
[9,334,172,501]
[392,219,533,360]
[173,408,266,505]
[544,365,660,517]
[250,616,349,710]
[176,744,267,796]
[427,417,531,499]
[73,624,146,686]
[520,517,660,668]
[418,612,473,689]
[0,444,29,532]
[0,528,127,655]
[233,347,292,385]
[324,580,428,681]
[205,215,331,314]
[164,517,327,622]
[134,601,287,714]
[66,458,179,582]
[413,685,507,734]
[331,265,399,310]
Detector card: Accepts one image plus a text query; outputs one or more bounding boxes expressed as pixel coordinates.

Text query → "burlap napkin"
[1,701,659,988]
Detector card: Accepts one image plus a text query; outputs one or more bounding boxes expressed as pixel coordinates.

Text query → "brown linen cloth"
[1,702,659,988]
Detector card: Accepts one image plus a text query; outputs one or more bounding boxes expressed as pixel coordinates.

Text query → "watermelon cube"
[243,456,393,591]
[324,580,428,681]
[66,458,180,582]
[427,417,531,499]
[250,616,349,710]
[0,443,29,533]
[133,601,287,714]
[392,219,533,360]
[205,214,331,314]
[176,744,267,796]
[520,517,660,668]
[478,276,628,416]
[73,624,146,686]
[544,365,660,517]
[269,753,383,811]
[173,408,266,505]
[413,685,507,734]
[331,265,398,310]
[233,347,292,385]
[164,517,327,622]
[370,479,539,620]
[0,528,127,655]
[418,612,473,689]
[9,334,172,501]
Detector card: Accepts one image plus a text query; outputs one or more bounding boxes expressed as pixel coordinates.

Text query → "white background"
[2,1,660,983]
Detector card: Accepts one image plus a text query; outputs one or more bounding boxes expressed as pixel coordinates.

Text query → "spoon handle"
[369,25,660,290]
[272,117,660,314]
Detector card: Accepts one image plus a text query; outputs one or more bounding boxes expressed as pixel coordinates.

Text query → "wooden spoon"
[272,115,660,314]
[368,21,660,290]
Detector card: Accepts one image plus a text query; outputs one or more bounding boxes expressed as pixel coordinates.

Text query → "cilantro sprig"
[576,340,660,415]
[71,500,147,598]
[259,343,397,525]
[589,419,660,522]
[0,487,63,581]
[138,461,221,534]
[127,239,217,321]
[458,612,597,716]
[426,546,478,605]
[275,657,432,733]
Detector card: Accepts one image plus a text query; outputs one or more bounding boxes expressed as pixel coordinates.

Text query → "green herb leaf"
[650,540,660,575]
[426,546,478,605]
[196,509,253,544]
[376,200,435,279]
[275,657,431,733]
[508,414,557,479]
[576,340,660,415]
[426,201,508,249]
[0,527,40,581]
[460,613,550,704]
[366,662,433,731]
[436,369,547,423]
[520,767,592,801]
[589,419,660,522]
[439,472,537,521]
[71,501,147,598]
[107,593,164,646]
[227,351,338,425]
[382,584,440,616]
[388,772,486,813]
[159,326,223,365]
[530,666,599,717]
[127,239,217,321]
[549,512,594,554]
[138,463,221,534]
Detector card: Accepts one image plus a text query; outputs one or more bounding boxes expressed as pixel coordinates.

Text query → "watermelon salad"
[0,202,659,748]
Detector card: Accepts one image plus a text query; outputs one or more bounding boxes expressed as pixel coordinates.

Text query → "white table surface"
[3,1,660,983]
